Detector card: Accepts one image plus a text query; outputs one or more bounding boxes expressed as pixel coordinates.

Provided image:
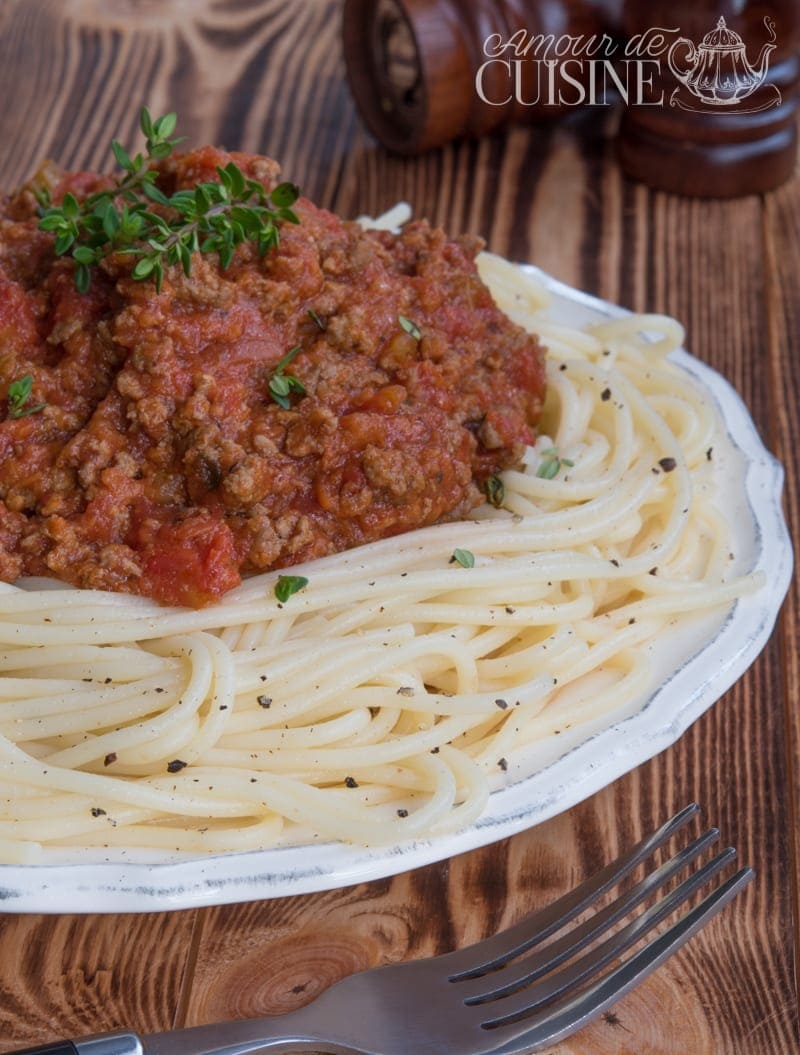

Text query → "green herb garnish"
[398,315,422,341]
[7,375,47,419]
[536,447,574,480]
[307,308,326,330]
[484,475,505,508]
[451,548,475,568]
[38,107,300,293]
[275,574,309,603]
[268,345,306,409]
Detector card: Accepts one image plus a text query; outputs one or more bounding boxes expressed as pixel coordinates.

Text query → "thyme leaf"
[7,375,47,419]
[268,345,306,409]
[398,315,422,340]
[484,475,505,508]
[275,575,309,603]
[536,448,574,479]
[451,548,475,568]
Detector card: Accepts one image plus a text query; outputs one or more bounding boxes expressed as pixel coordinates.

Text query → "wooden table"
[0,2,797,1052]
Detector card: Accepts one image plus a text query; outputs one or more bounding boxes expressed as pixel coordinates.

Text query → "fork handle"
[144,1015,365,1055]
[5,1011,365,1055]
[7,1037,141,1055]
[7,1044,80,1055]
[5,1029,352,1055]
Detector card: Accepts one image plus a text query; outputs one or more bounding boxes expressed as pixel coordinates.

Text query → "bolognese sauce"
[0,147,546,607]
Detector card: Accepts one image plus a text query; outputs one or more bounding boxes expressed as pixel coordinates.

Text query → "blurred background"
[0,0,794,307]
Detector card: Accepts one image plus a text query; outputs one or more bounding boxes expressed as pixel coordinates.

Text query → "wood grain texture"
[0,911,199,1042]
[763,149,800,1015]
[0,1,797,1052]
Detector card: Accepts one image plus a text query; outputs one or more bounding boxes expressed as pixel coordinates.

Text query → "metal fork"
[16,804,752,1055]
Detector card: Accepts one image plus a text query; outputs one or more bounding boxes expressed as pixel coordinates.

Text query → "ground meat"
[0,147,546,607]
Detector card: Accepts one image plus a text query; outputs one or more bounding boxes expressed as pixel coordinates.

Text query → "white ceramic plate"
[0,268,792,913]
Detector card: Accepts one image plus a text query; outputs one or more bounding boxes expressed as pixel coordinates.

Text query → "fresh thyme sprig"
[37,107,300,293]
[7,375,47,419]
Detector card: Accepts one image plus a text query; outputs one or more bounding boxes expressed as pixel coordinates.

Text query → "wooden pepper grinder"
[341,0,623,154]
[342,0,798,196]
[616,1,799,196]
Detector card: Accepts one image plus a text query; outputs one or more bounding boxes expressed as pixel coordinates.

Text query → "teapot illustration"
[668,15,777,106]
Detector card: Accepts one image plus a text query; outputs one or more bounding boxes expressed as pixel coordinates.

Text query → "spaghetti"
[0,247,760,863]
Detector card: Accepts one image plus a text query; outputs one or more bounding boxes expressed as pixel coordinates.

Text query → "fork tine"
[478,847,737,1028]
[446,802,700,980]
[482,867,754,1054]
[458,827,720,1004]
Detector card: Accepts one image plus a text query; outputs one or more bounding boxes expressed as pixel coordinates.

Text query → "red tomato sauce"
[0,148,546,607]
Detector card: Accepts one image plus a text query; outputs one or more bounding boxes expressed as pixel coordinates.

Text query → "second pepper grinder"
[616,1,799,196]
